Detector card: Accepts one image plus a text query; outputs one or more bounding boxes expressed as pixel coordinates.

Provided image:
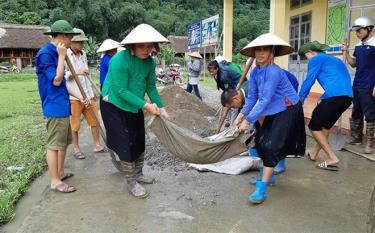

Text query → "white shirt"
[65,49,95,100]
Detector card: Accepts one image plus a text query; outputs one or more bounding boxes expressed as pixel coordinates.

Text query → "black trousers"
[186,84,202,99]
[352,88,375,122]
[100,100,145,162]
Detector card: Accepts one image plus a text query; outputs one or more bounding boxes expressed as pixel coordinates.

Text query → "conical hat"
[97,39,121,53]
[120,24,169,45]
[187,51,202,59]
[240,33,294,57]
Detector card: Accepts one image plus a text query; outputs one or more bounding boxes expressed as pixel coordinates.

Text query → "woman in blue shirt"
[298,41,352,171]
[233,33,306,204]
[97,39,120,89]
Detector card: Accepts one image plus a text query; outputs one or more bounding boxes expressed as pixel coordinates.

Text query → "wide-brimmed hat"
[298,40,330,56]
[43,20,80,35]
[187,51,202,59]
[71,28,88,42]
[97,39,121,53]
[120,24,169,45]
[240,33,294,57]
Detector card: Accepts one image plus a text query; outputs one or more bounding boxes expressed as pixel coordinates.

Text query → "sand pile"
[145,85,220,171]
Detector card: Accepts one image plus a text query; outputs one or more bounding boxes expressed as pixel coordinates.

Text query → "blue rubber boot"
[249,147,259,158]
[248,181,268,204]
[248,167,275,186]
[274,159,286,175]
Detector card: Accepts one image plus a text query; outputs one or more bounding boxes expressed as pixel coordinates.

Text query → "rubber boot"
[121,161,149,198]
[135,153,154,184]
[249,167,275,186]
[249,147,259,158]
[273,159,286,175]
[364,121,375,154]
[348,118,363,145]
[248,181,268,204]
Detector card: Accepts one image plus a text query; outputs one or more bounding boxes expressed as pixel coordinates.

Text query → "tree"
[19,12,41,25]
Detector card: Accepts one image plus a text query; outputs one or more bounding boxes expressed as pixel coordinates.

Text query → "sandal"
[60,173,74,181]
[73,151,85,159]
[316,161,339,171]
[93,146,106,153]
[50,183,76,193]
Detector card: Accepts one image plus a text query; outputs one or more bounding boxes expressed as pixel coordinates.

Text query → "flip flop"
[50,183,76,193]
[73,151,85,159]
[60,173,74,181]
[93,147,106,153]
[316,161,339,171]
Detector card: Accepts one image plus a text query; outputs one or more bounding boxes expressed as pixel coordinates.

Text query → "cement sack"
[189,155,262,175]
[149,116,248,164]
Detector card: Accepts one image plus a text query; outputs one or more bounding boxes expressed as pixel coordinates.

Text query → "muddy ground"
[1,86,375,233]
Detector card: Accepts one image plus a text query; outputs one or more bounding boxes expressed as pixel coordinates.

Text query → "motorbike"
[156,64,182,85]
[0,64,20,74]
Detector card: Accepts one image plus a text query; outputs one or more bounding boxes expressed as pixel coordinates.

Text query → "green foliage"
[0,0,270,57]
[158,46,174,65]
[232,53,248,63]
[84,36,99,65]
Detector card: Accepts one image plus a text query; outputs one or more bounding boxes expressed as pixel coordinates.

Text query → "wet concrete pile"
[145,85,219,172]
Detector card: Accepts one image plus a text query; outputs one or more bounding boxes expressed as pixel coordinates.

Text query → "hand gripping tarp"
[149,116,248,164]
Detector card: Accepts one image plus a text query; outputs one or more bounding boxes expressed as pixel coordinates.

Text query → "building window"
[289,12,311,62]
[291,0,312,9]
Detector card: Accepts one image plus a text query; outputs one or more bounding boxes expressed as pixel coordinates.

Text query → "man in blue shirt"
[36,20,80,193]
[342,16,375,154]
[97,39,120,89]
[298,41,353,171]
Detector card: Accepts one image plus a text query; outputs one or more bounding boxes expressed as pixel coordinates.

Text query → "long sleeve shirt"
[65,49,95,100]
[299,52,353,103]
[215,61,241,91]
[240,64,300,124]
[101,50,163,113]
[99,54,112,85]
[188,59,201,78]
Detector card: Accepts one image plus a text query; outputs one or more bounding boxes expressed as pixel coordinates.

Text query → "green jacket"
[101,50,163,113]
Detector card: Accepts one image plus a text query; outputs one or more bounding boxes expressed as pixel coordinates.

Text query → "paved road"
[1,124,374,233]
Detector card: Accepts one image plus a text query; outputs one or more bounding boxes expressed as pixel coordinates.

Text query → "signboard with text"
[201,14,219,47]
[187,21,201,50]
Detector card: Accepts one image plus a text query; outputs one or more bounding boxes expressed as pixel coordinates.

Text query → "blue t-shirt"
[241,64,300,123]
[35,43,70,117]
[353,36,375,89]
[299,52,353,103]
[99,54,112,85]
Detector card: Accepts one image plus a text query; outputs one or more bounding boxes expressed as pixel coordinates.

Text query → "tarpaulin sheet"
[149,116,248,164]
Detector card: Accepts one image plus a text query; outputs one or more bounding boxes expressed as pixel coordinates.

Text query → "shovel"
[65,56,122,171]
[329,116,346,151]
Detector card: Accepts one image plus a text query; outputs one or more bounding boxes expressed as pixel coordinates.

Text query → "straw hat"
[187,51,202,59]
[240,33,294,57]
[71,28,88,42]
[97,39,121,53]
[120,24,169,45]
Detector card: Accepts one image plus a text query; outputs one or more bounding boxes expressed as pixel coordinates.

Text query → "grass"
[0,74,46,224]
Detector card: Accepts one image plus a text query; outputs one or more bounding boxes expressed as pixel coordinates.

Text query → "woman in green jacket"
[100,24,169,198]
